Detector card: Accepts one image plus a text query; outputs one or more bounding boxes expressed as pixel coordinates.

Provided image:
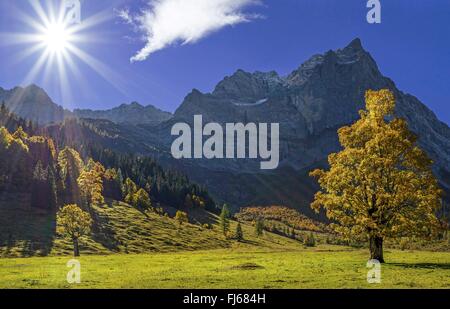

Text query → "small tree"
[175,211,189,225]
[123,178,138,205]
[57,204,92,257]
[219,204,231,236]
[77,159,105,209]
[305,232,316,247]
[310,89,442,262]
[135,188,152,210]
[255,218,264,237]
[235,222,244,242]
[58,147,83,204]
[290,228,296,240]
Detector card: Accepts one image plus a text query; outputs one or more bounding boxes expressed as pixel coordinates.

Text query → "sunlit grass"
[1,247,449,289]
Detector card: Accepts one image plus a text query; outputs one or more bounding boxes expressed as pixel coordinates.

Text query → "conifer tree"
[219,204,231,236]
[236,222,244,242]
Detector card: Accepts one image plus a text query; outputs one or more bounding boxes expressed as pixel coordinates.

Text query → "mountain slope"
[0,196,301,257]
[4,38,449,216]
[74,102,172,126]
[0,86,173,126]
[0,84,69,124]
[173,38,450,172]
[165,38,450,213]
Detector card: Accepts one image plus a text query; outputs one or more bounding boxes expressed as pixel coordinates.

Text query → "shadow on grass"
[388,262,450,270]
[90,203,120,252]
[238,239,259,246]
[0,193,56,257]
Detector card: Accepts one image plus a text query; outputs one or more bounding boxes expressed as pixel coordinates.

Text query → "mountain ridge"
[0,85,173,126]
[159,38,450,212]
[73,102,173,126]
[2,38,449,215]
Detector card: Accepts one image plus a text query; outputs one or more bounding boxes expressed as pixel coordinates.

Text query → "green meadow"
[1,199,450,289]
[1,246,449,289]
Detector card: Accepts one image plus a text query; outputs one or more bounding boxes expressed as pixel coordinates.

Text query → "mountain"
[0,85,172,126]
[174,38,449,170]
[0,84,69,124]
[3,38,449,217]
[74,102,172,126]
[161,38,450,214]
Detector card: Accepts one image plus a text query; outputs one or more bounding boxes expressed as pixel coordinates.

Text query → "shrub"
[175,211,189,225]
[202,223,212,230]
[255,218,264,237]
[305,232,316,247]
[235,223,244,242]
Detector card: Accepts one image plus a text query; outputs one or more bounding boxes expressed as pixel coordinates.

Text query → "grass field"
[0,199,307,257]
[1,197,449,289]
[1,246,449,289]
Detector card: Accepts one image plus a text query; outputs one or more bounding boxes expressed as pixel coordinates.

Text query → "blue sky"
[0,0,448,125]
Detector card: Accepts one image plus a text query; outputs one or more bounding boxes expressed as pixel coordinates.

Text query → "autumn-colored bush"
[236,206,327,232]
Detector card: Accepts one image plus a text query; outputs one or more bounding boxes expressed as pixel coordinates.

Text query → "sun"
[5,1,118,106]
[41,22,73,54]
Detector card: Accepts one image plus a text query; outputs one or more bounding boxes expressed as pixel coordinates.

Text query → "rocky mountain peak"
[286,38,379,87]
[0,84,67,124]
[127,101,143,107]
[212,69,284,102]
[15,84,53,102]
[345,37,363,51]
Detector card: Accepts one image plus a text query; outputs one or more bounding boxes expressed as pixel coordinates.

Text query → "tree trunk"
[73,238,80,257]
[369,236,384,263]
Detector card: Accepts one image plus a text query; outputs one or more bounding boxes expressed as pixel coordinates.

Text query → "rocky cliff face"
[0,84,69,124]
[173,39,450,169]
[74,102,172,126]
[2,38,449,216]
[168,38,450,211]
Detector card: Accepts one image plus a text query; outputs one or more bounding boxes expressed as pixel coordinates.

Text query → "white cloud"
[116,8,133,24]
[118,0,261,62]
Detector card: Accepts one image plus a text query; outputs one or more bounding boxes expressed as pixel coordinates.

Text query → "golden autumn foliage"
[236,206,326,232]
[175,210,189,225]
[310,89,442,262]
[58,147,83,182]
[78,159,105,207]
[57,204,92,257]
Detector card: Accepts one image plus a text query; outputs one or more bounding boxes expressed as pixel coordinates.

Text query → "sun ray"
[11,43,46,65]
[28,0,50,27]
[5,0,122,108]
[62,50,95,105]
[66,43,130,96]
[23,48,51,85]
[56,51,73,105]
[69,8,113,34]
[16,7,48,34]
